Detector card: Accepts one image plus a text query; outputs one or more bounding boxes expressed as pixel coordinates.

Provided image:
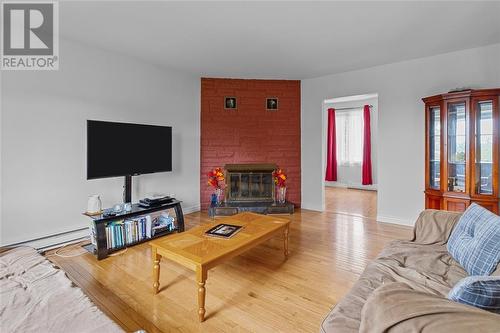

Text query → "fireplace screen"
[225,164,276,202]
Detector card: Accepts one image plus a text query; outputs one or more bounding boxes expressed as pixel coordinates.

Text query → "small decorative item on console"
[207,167,225,206]
[123,202,132,212]
[273,168,287,204]
[86,195,102,215]
[152,212,176,236]
[113,203,123,213]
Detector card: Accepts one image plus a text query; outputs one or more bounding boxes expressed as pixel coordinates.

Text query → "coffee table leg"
[284,225,290,259]
[152,248,161,294]
[196,267,207,322]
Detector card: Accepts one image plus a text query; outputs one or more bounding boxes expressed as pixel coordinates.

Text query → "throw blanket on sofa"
[320,210,469,333]
[360,282,500,333]
[0,247,123,333]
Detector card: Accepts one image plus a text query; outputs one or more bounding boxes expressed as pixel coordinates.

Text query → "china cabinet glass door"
[474,101,494,195]
[423,89,499,214]
[429,107,441,189]
[447,102,466,192]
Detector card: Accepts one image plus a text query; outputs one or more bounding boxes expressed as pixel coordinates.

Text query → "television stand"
[84,199,184,260]
[124,175,132,203]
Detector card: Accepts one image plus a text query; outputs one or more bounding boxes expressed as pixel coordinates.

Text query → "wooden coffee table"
[150,212,291,322]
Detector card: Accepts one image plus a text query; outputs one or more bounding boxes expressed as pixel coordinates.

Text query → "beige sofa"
[320,209,500,333]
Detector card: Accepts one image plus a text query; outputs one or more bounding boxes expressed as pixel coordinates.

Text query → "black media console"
[84,199,184,260]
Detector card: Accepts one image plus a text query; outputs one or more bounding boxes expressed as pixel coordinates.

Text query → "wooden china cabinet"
[423,89,500,214]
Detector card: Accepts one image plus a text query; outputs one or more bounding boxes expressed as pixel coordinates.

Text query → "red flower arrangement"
[207,167,225,189]
[273,168,287,188]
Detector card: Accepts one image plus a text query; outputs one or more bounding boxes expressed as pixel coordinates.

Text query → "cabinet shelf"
[105,228,179,255]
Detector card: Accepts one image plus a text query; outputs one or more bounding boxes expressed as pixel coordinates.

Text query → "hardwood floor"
[47,201,411,333]
[325,187,377,219]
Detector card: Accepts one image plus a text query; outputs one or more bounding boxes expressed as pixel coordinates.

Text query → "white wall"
[1,38,200,246]
[324,95,378,190]
[302,43,500,225]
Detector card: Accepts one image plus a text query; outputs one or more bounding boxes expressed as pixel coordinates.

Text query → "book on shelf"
[146,215,152,238]
[89,223,97,247]
[104,212,176,250]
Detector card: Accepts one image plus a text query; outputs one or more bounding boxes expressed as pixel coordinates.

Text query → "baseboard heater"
[5,227,90,253]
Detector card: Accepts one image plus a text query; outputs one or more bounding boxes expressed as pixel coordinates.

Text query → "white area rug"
[0,246,124,333]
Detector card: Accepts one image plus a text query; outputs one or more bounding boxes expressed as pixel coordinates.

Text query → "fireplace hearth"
[209,163,294,217]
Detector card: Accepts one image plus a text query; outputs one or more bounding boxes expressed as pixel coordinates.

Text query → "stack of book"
[104,213,176,250]
[105,216,152,249]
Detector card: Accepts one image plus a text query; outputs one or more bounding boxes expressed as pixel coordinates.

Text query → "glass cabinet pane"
[447,103,466,192]
[475,101,493,194]
[429,107,441,189]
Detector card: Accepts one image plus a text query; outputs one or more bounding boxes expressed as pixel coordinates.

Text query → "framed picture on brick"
[266,98,278,111]
[224,97,237,110]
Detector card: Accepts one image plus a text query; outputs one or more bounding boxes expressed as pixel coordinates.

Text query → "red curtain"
[325,108,337,181]
[362,105,373,185]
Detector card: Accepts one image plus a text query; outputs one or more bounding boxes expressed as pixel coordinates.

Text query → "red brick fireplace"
[200,78,301,210]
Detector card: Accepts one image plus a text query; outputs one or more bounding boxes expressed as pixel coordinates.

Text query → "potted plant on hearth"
[207,167,225,206]
[273,168,287,204]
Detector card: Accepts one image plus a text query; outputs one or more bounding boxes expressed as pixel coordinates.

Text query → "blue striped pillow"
[448,276,500,313]
[447,203,500,275]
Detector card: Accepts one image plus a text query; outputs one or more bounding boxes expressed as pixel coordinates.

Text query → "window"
[336,109,363,165]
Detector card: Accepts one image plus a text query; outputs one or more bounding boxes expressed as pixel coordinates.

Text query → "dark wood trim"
[470,95,499,201]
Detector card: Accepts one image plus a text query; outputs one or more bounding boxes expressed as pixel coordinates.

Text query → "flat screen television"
[87,120,172,180]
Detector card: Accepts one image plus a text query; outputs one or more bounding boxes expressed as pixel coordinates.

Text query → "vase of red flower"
[273,168,287,204]
[207,167,225,206]
[277,186,287,204]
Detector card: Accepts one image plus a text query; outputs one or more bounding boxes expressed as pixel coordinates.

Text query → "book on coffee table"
[205,224,242,239]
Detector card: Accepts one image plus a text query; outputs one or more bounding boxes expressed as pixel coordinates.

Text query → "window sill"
[339,162,362,167]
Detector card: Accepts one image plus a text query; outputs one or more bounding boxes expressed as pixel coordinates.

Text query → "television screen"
[87,120,172,179]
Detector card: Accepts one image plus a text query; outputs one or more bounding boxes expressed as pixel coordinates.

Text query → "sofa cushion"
[411,209,462,245]
[448,276,500,313]
[447,203,500,275]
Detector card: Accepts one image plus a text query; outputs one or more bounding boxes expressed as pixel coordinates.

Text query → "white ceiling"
[60,1,500,79]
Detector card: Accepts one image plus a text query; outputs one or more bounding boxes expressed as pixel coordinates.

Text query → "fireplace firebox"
[226,163,276,203]
[209,163,294,217]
